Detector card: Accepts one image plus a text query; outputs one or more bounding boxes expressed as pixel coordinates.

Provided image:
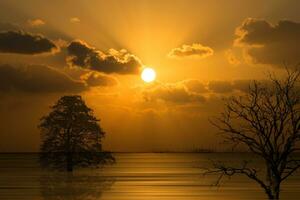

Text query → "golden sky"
[0,0,300,152]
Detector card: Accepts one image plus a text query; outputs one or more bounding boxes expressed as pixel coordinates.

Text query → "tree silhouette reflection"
[39,172,115,200]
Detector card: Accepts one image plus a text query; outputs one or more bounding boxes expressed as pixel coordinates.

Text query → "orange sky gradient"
[0,0,300,152]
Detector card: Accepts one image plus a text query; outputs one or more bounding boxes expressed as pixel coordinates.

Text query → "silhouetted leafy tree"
[39,95,115,172]
[208,69,300,199]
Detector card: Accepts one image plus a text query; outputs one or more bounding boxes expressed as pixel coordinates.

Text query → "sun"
[141,67,156,83]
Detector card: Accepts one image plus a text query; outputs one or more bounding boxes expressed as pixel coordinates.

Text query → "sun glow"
[141,67,156,83]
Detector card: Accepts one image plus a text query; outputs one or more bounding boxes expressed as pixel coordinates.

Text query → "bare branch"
[208,67,300,199]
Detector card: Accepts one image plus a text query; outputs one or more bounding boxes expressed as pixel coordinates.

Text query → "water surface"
[0,153,299,200]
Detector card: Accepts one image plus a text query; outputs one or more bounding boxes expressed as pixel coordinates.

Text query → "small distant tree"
[208,69,300,199]
[39,95,115,172]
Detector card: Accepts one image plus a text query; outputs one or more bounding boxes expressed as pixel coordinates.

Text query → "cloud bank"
[143,82,206,104]
[0,64,86,93]
[141,79,267,104]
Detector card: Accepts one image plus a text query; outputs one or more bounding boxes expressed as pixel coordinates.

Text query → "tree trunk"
[66,151,73,172]
[265,177,280,199]
[66,127,73,172]
[266,191,279,200]
[270,182,280,199]
[265,187,279,200]
[265,164,280,199]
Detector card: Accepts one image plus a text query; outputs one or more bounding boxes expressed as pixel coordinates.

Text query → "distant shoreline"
[0,151,256,154]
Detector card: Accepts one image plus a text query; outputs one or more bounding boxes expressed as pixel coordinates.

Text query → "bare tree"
[208,69,300,199]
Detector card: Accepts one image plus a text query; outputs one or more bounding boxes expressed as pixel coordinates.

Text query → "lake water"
[0,153,299,200]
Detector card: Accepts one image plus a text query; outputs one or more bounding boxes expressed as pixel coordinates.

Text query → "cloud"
[207,79,274,93]
[141,78,273,105]
[141,79,265,104]
[67,40,142,74]
[70,17,80,23]
[231,80,252,92]
[208,80,234,93]
[0,21,71,42]
[27,19,45,27]
[168,43,214,59]
[0,22,19,32]
[235,18,300,67]
[0,64,86,93]
[225,49,241,65]
[80,71,118,87]
[142,82,206,104]
[182,79,208,93]
[0,30,57,54]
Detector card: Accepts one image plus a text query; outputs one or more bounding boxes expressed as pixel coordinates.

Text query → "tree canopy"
[39,95,115,171]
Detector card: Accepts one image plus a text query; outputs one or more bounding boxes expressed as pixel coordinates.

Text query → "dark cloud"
[80,71,118,87]
[235,18,300,67]
[143,82,206,104]
[168,43,214,59]
[208,80,234,93]
[232,80,252,92]
[234,79,274,92]
[0,22,19,31]
[67,40,142,74]
[208,79,273,93]
[0,64,86,93]
[0,30,57,54]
